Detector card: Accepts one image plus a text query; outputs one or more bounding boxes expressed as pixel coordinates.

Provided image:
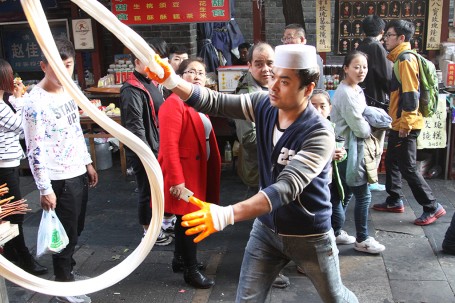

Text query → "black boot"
[183,265,214,289]
[18,255,48,276]
[2,246,19,263]
[172,255,205,273]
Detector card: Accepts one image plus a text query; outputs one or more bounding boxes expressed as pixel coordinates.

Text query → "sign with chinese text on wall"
[425,0,443,50]
[316,0,332,52]
[1,21,68,72]
[111,0,231,25]
[417,94,447,149]
[335,0,428,55]
[447,63,455,87]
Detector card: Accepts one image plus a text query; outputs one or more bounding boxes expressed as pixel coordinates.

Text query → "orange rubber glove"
[182,196,234,243]
[145,54,181,89]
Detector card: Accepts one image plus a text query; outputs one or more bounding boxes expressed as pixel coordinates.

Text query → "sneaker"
[369,183,385,192]
[336,230,356,245]
[272,273,290,288]
[155,230,173,246]
[162,215,176,236]
[55,294,91,303]
[71,271,90,281]
[414,203,446,226]
[142,230,173,246]
[372,200,404,213]
[354,237,385,254]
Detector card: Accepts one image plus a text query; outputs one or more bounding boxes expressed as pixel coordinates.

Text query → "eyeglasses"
[383,33,398,39]
[281,36,300,43]
[183,70,206,77]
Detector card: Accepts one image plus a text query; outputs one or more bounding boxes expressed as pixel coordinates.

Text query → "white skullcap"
[274,44,318,69]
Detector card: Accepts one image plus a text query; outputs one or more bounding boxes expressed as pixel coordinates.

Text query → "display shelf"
[84,86,121,95]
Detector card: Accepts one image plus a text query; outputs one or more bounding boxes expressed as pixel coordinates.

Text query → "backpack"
[393,50,439,117]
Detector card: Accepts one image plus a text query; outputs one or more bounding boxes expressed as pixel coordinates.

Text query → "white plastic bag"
[36,209,69,258]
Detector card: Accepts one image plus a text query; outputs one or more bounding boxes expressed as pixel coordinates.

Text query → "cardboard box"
[217,66,248,92]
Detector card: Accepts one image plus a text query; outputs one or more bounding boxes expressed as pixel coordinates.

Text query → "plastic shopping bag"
[36,209,69,258]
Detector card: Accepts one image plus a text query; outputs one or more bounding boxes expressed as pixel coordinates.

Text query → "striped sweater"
[0,95,24,167]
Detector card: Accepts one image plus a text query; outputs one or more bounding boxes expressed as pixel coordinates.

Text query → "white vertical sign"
[72,19,95,50]
[417,94,447,149]
[426,0,443,50]
[316,0,331,52]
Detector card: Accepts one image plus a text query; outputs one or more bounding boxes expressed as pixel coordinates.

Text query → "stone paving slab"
[4,167,455,303]
[390,280,455,303]
[381,236,446,281]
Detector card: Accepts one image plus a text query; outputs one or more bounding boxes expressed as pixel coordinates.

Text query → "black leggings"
[174,215,198,266]
[0,167,31,260]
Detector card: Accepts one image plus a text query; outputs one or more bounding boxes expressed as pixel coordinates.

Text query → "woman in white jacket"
[0,59,47,275]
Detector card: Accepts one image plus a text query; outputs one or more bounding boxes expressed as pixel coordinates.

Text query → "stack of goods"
[79,100,121,116]
[0,183,30,220]
[0,183,29,244]
[106,54,135,85]
[323,65,343,90]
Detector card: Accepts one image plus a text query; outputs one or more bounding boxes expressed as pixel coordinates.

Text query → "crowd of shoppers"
[1,13,453,303]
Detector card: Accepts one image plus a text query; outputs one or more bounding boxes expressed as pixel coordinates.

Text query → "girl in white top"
[331,51,386,254]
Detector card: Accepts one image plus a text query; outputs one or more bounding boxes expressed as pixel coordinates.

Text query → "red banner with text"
[111,0,230,25]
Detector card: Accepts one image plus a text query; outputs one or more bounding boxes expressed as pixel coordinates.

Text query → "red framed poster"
[111,0,231,25]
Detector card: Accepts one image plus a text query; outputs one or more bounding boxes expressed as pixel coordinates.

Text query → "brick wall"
[233,0,342,63]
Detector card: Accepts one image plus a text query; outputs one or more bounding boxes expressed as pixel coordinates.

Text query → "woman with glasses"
[158,58,221,289]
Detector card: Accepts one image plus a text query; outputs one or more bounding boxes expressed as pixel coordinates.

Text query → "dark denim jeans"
[330,181,352,237]
[235,219,358,303]
[385,130,437,212]
[337,160,371,243]
[443,213,455,252]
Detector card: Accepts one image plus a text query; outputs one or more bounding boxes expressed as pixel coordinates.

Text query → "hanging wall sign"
[425,0,443,50]
[111,0,231,25]
[0,20,69,72]
[72,19,95,50]
[316,0,332,52]
[417,94,447,149]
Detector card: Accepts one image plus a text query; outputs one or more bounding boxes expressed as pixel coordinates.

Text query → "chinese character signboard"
[447,63,455,87]
[111,0,231,25]
[1,20,68,72]
[425,0,443,50]
[335,0,427,55]
[316,0,332,52]
[417,94,447,149]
